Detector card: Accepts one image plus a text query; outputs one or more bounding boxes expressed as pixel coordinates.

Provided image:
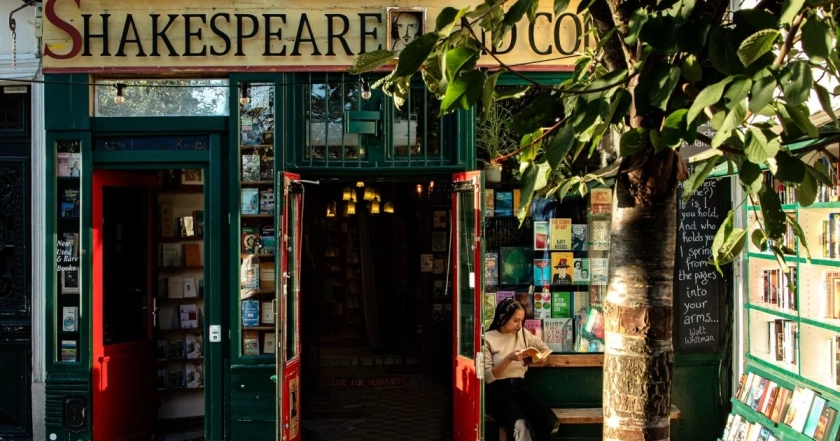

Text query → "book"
[572,224,588,251]
[193,210,204,237]
[60,188,80,218]
[420,254,433,272]
[483,294,496,326]
[814,406,837,441]
[573,258,590,285]
[160,203,175,238]
[521,346,547,362]
[264,332,277,354]
[550,252,574,286]
[183,243,201,267]
[60,340,77,362]
[260,226,276,254]
[551,292,572,318]
[62,306,78,332]
[179,304,199,329]
[500,247,532,285]
[803,396,827,437]
[56,152,81,177]
[242,154,261,181]
[260,156,274,181]
[259,189,275,215]
[495,191,513,216]
[167,276,184,299]
[260,262,275,292]
[590,219,610,250]
[167,369,185,389]
[549,218,572,250]
[433,210,447,228]
[183,277,197,298]
[167,340,185,359]
[533,258,551,286]
[157,369,167,390]
[242,299,260,327]
[241,188,259,215]
[534,221,549,250]
[484,189,495,217]
[179,216,195,237]
[524,319,542,340]
[241,227,259,254]
[543,317,574,352]
[186,363,203,388]
[161,243,182,267]
[533,289,552,319]
[590,258,609,284]
[243,331,260,355]
[496,290,515,305]
[590,188,612,214]
[432,232,447,252]
[156,340,167,360]
[261,301,275,325]
[785,386,816,432]
[185,333,203,359]
[485,253,499,286]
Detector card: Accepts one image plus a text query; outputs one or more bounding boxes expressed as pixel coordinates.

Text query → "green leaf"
[421,54,444,97]
[724,77,753,110]
[639,15,678,54]
[783,103,820,138]
[801,16,832,63]
[608,89,633,124]
[554,0,571,15]
[794,170,818,207]
[787,214,810,259]
[681,157,718,203]
[733,9,780,34]
[710,28,745,76]
[661,109,689,146]
[624,8,649,45]
[519,128,544,163]
[619,128,647,156]
[808,161,834,187]
[681,55,702,83]
[720,100,748,133]
[744,127,780,163]
[739,161,763,195]
[518,161,552,223]
[480,71,502,122]
[348,50,395,75]
[758,184,786,240]
[394,32,440,78]
[780,0,806,26]
[494,86,530,100]
[782,61,813,106]
[440,70,484,113]
[648,65,681,111]
[737,29,780,67]
[503,0,533,28]
[545,123,575,171]
[751,228,768,251]
[711,209,747,274]
[815,84,840,129]
[774,149,807,184]
[749,69,777,114]
[509,93,559,136]
[688,77,733,123]
[444,47,479,82]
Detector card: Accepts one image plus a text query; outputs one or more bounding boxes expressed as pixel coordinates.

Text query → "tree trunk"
[602,161,677,441]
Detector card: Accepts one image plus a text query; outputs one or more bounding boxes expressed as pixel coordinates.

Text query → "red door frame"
[279,172,303,441]
[92,170,159,441]
[452,171,484,441]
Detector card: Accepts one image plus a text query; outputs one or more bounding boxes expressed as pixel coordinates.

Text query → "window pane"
[457,191,475,357]
[304,77,364,161]
[95,79,229,117]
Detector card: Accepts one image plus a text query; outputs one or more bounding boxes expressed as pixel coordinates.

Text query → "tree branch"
[588,0,629,72]
[492,116,569,164]
[773,11,807,68]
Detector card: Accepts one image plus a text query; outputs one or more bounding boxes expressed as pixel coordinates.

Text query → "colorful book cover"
[785,387,816,432]
[259,189,275,215]
[533,289,552,319]
[533,259,551,286]
[260,226,276,254]
[242,300,260,327]
[179,304,199,329]
[573,258,590,285]
[513,189,522,217]
[590,188,612,214]
[484,189,495,217]
[814,406,837,441]
[60,340,77,362]
[241,188,259,215]
[515,291,535,319]
[186,363,204,388]
[550,218,572,250]
[524,319,542,340]
[590,219,610,250]
[573,291,591,317]
[496,290,515,305]
[60,188,80,218]
[572,224,588,251]
[803,396,827,437]
[534,221,549,250]
[241,227,259,254]
[483,294,496,327]
[543,317,574,352]
[500,247,532,285]
[551,292,571,318]
[495,191,513,217]
[591,258,609,284]
[485,253,499,286]
[550,252,574,285]
[241,154,261,181]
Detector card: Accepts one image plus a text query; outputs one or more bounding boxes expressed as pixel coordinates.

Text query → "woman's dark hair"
[488,298,524,332]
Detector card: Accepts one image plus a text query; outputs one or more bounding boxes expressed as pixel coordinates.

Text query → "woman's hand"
[506,350,525,362]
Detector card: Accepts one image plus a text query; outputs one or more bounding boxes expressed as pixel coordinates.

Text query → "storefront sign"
[330,376,410,387]
[42,0,588,72]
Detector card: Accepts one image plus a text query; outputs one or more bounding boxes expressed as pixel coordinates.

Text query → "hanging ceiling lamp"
[363,187,376,201]
[383,200,394,214]
[342,186,353,201]
[356,181,365,188]
[344,199,356,216]
[326,200,337,217]
[370,198,380,215]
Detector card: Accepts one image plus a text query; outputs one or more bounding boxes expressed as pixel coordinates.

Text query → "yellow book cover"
[550,218,572,250]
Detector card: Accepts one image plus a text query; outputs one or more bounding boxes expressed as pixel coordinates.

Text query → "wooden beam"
[528,354,604,368]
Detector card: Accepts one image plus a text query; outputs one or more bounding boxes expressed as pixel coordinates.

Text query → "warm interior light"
[342,186,353,201]
[356,181,365,188]
[114,83,127,105]
[384,201,394,214]
[239,83,251,106]
[326,200,337,217]
[428,181,435,195]
[370,198,380,215]
[344,199,356,216]
[363,187,376,201]
[416,184,423,197]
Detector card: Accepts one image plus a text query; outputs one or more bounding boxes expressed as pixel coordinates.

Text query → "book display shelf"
[155,176,206,418]
[721,160,840,441]
[237,82,278,359]
[481,185,611,354]
[56,141,82,363]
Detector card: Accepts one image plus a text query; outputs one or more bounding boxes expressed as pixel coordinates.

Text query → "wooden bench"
[486,405,682,441]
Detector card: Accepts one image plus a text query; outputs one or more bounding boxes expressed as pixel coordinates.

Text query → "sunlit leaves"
[545,123,575,170]
[758,184,787,240]
[624,9,649,45]
[620,128,647,156]
[744,126,780,163]
[794,171,818,207]
[739,161,763,195]
[688,77,733,123]
[348,50,396,75]
[738,30,781,66]
[648,65,682,111]
[681,55,702,83]
[780,0,806,25]
[773,150,806,184]
[711,209,747,275]
[749,69,777,114]
[801,15,832,63]
[394,32,440,78]
[440,70,484,113]
[783,103,820,138]
[781,61,813,106]
[682,158,719,202]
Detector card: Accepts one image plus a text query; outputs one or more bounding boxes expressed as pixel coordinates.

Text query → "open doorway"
[92,168,208,441]
[299,180,453,440]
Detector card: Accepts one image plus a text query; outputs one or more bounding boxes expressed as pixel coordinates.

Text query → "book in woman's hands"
[522,347,547,362]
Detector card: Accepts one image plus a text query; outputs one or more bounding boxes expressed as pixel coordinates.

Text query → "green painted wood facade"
[42,72,729,440]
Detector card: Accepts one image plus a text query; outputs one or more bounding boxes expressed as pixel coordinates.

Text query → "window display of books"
[737,163,840,441]
[56,141,82,363]
[483,187,611,354]
[238,82,277,357]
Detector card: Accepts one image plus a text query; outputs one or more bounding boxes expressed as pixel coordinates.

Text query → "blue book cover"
[534,259,551,286]
[242,300,260,327]
[495,191,513,217]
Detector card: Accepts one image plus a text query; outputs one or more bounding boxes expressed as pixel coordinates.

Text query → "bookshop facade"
[39,0,729,440]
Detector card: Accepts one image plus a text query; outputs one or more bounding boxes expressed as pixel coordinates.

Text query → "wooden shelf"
[240,144,273,150]
[529,354,604,368]
[159,236,203,243]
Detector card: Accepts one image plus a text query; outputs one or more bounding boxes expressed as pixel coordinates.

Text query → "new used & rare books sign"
[42,0,589,72]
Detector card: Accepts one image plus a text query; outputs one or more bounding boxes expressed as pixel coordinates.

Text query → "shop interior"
[299,179,454,440]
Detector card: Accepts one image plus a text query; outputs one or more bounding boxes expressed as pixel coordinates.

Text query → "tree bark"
[602,159,677,441]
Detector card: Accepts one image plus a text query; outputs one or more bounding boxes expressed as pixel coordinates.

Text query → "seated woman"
[483,298,559,441]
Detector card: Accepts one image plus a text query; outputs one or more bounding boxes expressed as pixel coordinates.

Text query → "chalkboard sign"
[675,128,731,351]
